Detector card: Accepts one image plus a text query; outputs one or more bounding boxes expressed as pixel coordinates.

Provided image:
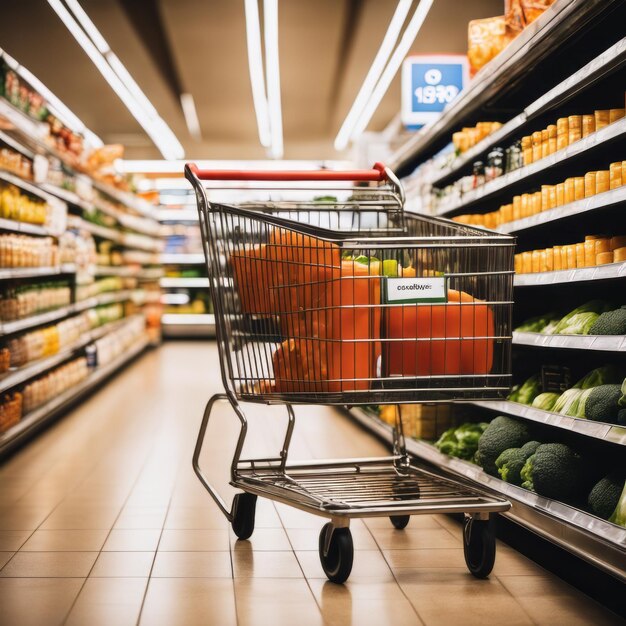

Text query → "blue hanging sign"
[401,55,468,129]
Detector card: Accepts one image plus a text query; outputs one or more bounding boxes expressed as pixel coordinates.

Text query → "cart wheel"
[463,515,496,578]
[318,523,353,584]
[231,493,257,540]
[390,515,410,529]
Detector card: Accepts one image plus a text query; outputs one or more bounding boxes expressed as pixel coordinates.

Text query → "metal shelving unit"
[160,277,209,288]
[513,331,626,351]
[514,262,626,286]
[348,407,626,582]
[0,264,76,280]
[161,313,215,337]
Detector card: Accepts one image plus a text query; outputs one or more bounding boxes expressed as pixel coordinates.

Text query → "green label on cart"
[385,277,447,304]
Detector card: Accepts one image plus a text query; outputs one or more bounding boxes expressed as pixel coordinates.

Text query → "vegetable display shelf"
[391,0,623,176]
[0,264,76,280]
[347,407,626,581]
[428,35,626,190]
[514,262,626,286]
[513,331,626,351]
[0,315,136,394]
[468,400,626,446]
[0,335,149,458]
[434,117,626,217]
[161,313,215,337]
[497,186,626,234]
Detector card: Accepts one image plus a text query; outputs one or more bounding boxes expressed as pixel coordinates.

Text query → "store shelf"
[429,36,626,189]
[0,305,74,336]
[69,216,121,242]
[347,407,626,581]
[160,277,209,288]
[0,264,76,280]
[160,254,205,264]
[93,266,134,277]
[498,186,626,234]
[161,314,215,337]
[470,400,626,446]
[0,316,133,394]
[158,209,198,222]
[0,128,35,160]
[92,180,156,220]
[514,262,626,286]
[0,217,51,236]
[513,331,626,351]
[0,336,149,458]
[0,169,63,206]
[434,117,626,217]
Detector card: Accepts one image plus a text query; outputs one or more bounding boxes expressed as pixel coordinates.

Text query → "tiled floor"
[0,342,621,626]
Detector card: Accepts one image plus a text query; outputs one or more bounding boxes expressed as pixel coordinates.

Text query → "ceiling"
[0,0,501,160]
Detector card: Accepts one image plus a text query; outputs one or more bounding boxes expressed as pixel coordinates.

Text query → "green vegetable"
[552,300,614,335]
[553,388,583,415]
[382,259,398,277]
[609,482,626,527]
[475,416,531,476]
[541,319,560,334]
[584,385,622,423]
[573,365,621,390]
[313,195,338,202]
[588,473,626,520]
[588,306,626,335]
[515,374,542,405]
[520,443,585,499]
[515,313,560,333]
[619,378,626,408]
[531,392,560,411]
[495,441,541,485]
[507,384,521,403]
[435,422,488,460]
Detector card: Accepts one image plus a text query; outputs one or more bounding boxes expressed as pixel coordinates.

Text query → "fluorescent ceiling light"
[244,0,271,148]
[264,0,283,159]
[180,93,202,140]
[47,0,184,159]
[351,0,434,140]
[334,0,412,151]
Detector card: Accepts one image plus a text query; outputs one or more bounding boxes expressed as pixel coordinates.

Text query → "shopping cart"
[185,162,514,583]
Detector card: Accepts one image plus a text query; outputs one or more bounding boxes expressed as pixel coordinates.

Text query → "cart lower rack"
[186,163,514,583]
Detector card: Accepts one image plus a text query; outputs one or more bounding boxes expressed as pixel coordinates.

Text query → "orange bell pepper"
[229,244,275,315]
[385,289,494,377]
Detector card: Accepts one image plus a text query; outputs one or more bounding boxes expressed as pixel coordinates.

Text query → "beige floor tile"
[139,577,237,626]
[233,549,302,578]
[102,528,161,551]
[232,527,292,552]
[396,569,533,626]
[253,501,283,528]
[21,529,109,552]
[308,577,423,626]
[286,526,378,552]
[0,530,32,551]
[385,548,466,569]
[498,575,622,625]
[0,577,84,626]
[114,506,168,529]
[164,506,228,529]
[40,506,121,530]
[296,549,394,580]
[152,551,232,577]
[90,551,155,577]
[0,506,51,530]
[0,552,14,569]
[370,527,461,551]
[0,551,97,578]
[158,529,230,551]
[65,577,148,626]
[235,577,324,626]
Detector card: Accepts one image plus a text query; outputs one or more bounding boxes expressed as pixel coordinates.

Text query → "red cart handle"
[186,162,388,182]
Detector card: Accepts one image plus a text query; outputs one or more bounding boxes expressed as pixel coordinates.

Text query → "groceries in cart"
[230,226,498,395]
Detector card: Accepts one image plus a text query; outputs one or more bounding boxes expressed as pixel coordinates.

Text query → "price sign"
[401,55,468,129]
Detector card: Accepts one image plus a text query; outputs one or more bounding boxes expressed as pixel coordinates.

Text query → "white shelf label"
[386,277,447,304]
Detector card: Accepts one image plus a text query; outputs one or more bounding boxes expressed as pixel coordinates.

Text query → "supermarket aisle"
[0,342,620,626]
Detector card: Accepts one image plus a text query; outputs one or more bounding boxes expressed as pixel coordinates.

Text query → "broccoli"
[519,443,585,500]
[475,416,531,476]
[552,300,614,335]
[531,392,561,412]
[589,306,626,335]
[584,385,622,423]
[495,440,541,485]
[434,423,488,460]
[588,473,626,520]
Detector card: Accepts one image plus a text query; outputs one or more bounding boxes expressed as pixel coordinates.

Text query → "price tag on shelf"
[401,55,468,129]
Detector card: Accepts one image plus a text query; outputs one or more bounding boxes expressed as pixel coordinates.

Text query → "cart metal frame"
[185,162,512,583]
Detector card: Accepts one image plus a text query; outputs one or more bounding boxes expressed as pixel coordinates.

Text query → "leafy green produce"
[475,416,531,476]
[588,306,626,335]
[520,443,584,500]
[531,392,560,411]
[552,388,583,415]
[495,441,541,485]
[435,423,488,460]
[588,473,625,520]
[514,374,542,405]
[584,385,622,423]
[515,313,560,333]
[609,482,626,528]
[552,300,614,335]
[574,365,621,389]
[507,384,521,403]
[620,378,626,408]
